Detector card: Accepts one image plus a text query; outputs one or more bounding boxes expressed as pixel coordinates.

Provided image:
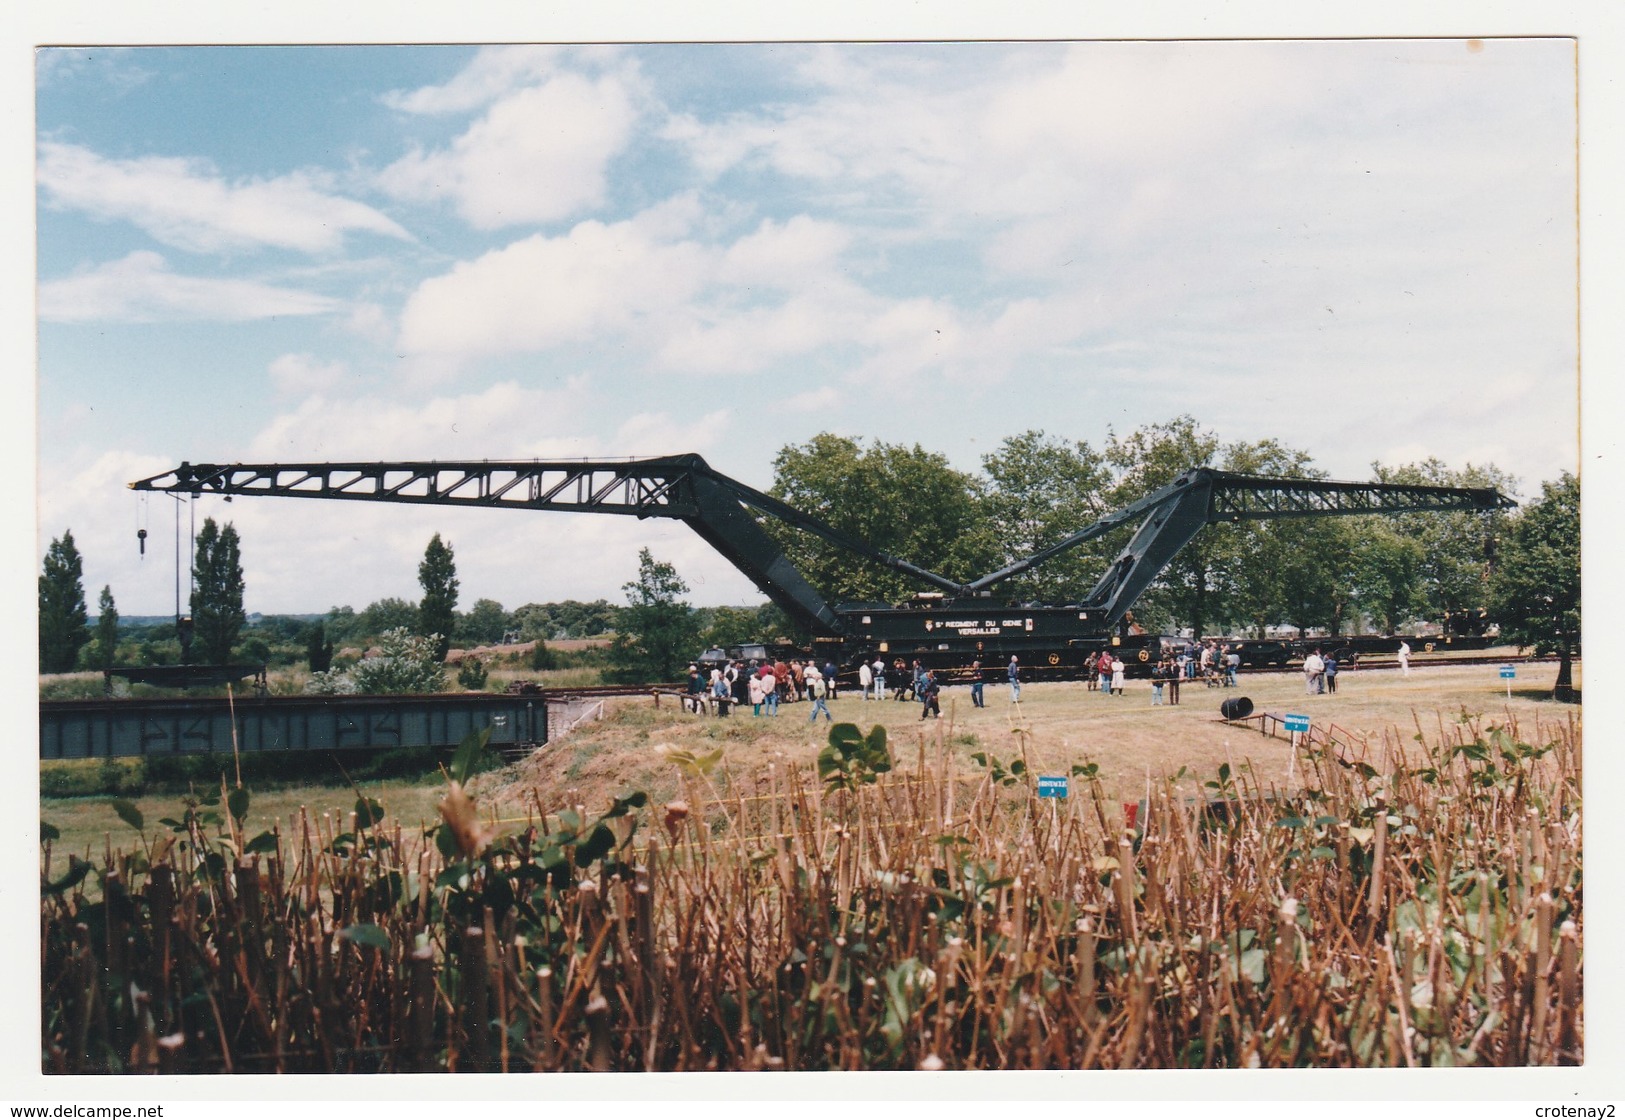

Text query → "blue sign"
[1282,714,1311,733]
[1499,666,1517,680]
[1037,776,1069,799]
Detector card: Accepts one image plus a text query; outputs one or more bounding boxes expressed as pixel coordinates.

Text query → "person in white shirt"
[858,660,874,700]
[1303,649,1325,695]
[1397,640,1411,676]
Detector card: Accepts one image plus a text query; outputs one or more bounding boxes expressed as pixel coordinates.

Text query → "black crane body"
[130,455,1513,678]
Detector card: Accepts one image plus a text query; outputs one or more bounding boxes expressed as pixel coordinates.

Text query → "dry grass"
[40,690,1582,1072]
[485,661,1578,812]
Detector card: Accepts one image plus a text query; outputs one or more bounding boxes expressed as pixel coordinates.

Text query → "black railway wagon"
[39,692,548,761]
[841,601,1172,679]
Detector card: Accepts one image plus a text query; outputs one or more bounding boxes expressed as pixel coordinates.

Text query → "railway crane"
[130,455,1514,677]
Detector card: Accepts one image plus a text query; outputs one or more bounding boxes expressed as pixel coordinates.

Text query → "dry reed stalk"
[1556,919,1580,1065]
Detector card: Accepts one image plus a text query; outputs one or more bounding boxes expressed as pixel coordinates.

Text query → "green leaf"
[574,823,618,867]
[109,799,144,833]
[43,855,91,895]
[827,722,863,755]
[1010,759,1027,776]
[602,790,649,819]
[40,821,60,843]
[227,786,251,823]
[1217,762,1231,785]
[864,724,889,755]
[245,830,280,855]
[816,746,841,777]
[354,796,385,830]
[338,923,391,951]
[434,822,459,861]
[450,726,493,786]
[1274,817,1307,829]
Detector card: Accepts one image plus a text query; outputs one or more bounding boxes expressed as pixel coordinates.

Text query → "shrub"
[457,656,489,691]
[302,628,446,695]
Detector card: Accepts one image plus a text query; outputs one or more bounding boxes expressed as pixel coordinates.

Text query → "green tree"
[1493,473,1580,700]
[38,531,89,673]
[509,600,621,642]
[191,518,246,664]
[1350,522,1427,634]
[1218,439,1360,637]
[1373,459,1518,625]
[608,548,701,683]
[766,434,1000,606]
[980,430,1114,603]
[459,597,508,646]
[697,605,763,651]
[94,585,119,670]
[322,605,358,643]
[355,598,418,640]
[418,533,459,660]
[529,640,557,671]
[306,620,335,673]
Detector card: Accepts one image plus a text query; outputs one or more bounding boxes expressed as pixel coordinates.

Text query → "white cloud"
[268,353,349,396]
[396,217,711,356]
[343,302,394,346]
[37,141,411,255]
[718,215,851,286]
[246,379,588,462]
[381,45,627,115]
[377,71,639,228]
[39,251,340,323]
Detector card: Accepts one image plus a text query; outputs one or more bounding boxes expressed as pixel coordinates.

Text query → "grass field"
[488,658,1581,815]
[41,659,1578,860]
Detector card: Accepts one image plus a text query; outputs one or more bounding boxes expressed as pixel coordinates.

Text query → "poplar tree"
[38,531,89,673]
[418,533,459,661]
[192,518,246,664]
[95,585,119,669]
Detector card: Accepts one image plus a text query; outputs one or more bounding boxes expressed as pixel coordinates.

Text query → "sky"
[34,38,1583,618]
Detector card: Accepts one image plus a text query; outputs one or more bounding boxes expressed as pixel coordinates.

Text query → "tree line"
[763,417,1538,641]
[39,416,1580,694]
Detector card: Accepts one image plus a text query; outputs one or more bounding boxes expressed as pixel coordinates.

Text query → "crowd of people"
[682,653,1032,723]
[681,635,1392,722]
[683,656,853,721]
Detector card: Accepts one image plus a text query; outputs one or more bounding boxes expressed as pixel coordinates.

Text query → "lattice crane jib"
[132,457,1515,639]
[130,456,967,640]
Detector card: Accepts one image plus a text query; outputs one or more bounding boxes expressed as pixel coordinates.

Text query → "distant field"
[42,659,1578,855]
[491,658,1580,817]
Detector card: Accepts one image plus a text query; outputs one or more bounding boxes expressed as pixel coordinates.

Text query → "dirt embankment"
[477,662,1581,814]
